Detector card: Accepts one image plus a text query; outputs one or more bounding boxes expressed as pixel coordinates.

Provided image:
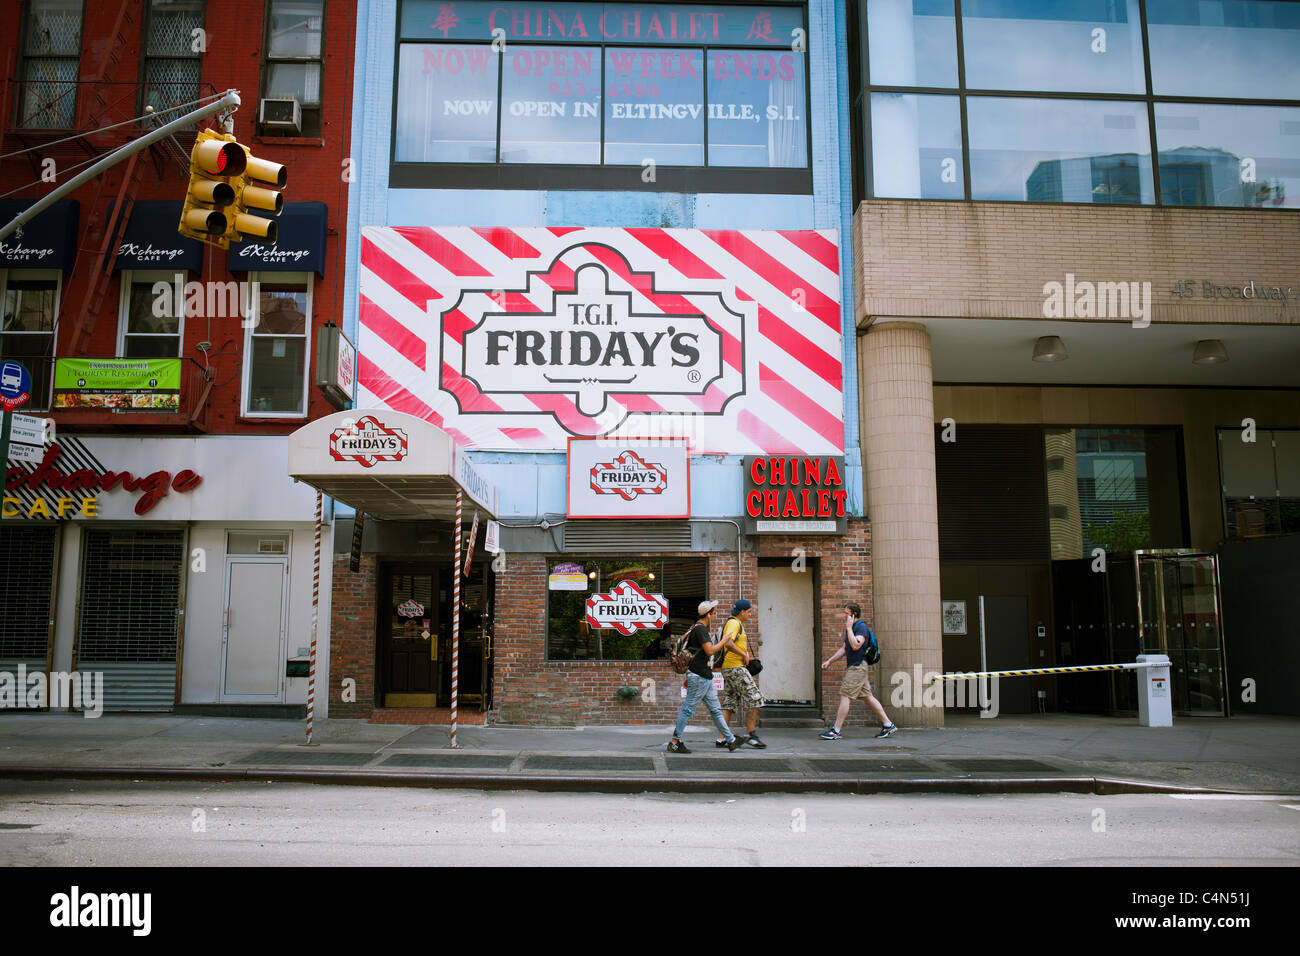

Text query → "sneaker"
[666,739,691,753]
[746,734,767,749]
[725,737,741,752]
[714,737,738,748]
[819,728,842,740]
[874,724,898,738]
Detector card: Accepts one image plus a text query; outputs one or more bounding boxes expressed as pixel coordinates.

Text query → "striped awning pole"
[931,662,1160,682]
[306,490,322,745]
[448,489,462,749]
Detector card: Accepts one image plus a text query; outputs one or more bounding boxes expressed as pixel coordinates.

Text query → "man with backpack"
[667,600,741,753]
[819,603,898,740]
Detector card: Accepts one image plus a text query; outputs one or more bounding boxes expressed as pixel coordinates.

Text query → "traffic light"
[225,147,287,245]
[177,129,247,249]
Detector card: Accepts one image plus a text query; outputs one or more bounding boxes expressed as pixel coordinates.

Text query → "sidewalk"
[2,712,1298,794]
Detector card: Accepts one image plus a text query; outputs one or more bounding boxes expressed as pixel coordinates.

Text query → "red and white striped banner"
[358,227,842,454]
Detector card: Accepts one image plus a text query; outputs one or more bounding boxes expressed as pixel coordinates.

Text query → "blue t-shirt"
[845,621,873,667]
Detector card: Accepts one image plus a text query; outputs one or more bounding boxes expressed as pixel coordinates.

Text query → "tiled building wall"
[853,200,1300,328]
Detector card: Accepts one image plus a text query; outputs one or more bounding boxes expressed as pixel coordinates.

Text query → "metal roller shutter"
[77,528,185,711]
[0,526,57,684]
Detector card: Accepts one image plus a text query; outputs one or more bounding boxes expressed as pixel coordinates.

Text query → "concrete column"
[860,321,943,727]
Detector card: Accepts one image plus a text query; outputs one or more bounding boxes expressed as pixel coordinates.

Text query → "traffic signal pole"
[0,90,242,243]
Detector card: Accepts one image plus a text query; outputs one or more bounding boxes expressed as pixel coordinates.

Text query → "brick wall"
[488,521,873,727]
[853,200,1300,328]
[329,552,377,718]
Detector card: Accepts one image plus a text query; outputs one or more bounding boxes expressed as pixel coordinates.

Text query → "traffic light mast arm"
[0,90,242,243]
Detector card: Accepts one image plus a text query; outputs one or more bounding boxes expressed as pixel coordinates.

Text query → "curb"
[0,765,1250,795]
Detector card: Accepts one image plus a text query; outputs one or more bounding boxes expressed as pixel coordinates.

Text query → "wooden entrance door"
[381,567,439,706]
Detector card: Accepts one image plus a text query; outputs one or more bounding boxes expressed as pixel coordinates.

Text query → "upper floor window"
[118,272,184,358]
[0,270,60,410]
[18,0,84,129]
[260,0,325,138]
[851,0,1300,209]
[242,272,311,417]
[392,1,811,193]
[142,1,207,118]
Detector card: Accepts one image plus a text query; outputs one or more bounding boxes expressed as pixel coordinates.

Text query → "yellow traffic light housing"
[224,148,287,245]
[178,129,246,249]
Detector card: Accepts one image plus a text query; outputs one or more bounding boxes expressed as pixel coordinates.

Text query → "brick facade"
[328,552,377,718]
[487,521,872,727]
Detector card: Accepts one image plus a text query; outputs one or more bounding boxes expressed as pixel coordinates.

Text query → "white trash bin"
[1136,654,1173,727]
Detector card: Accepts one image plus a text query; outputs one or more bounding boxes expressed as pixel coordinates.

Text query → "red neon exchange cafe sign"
[745,456,847,519]
[4,444,202,517]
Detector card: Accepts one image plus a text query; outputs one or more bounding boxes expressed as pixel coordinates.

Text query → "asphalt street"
[1,780,1297,867]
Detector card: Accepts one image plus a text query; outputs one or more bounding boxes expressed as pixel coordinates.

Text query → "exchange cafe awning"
[288,408,499,521]
[0,198,80,272]
[112,200,204,273]
[229,200,327,276]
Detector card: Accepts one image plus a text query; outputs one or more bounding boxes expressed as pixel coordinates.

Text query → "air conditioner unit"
[260,97,302,134]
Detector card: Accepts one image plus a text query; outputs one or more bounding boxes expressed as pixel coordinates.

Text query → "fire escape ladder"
[66,150,142,357]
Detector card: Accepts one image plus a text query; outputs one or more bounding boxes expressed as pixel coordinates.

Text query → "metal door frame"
[757,557,820,707]
[219,554,288,702]
[1132,548,1227,717]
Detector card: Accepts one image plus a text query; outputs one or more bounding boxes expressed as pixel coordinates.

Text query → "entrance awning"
[0,198,80,272]
[288,408,499,520]
[112,200,204,273]
[229,201,328,275]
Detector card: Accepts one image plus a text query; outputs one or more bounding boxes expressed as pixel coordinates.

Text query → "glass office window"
[962,0,1146,94]
[706,49,807,168]
[1147,0,1300,99]
[968,97,1153,203]
[866,0,958,89]
[1156,102,1300,208]
[604,48,704,166]
[395,43,500,163]
[870,92,963,198]
[500,46,602,164]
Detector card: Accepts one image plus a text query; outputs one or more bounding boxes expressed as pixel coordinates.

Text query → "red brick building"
[1,0,357,713]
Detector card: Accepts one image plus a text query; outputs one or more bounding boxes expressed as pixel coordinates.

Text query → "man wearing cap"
[716,599,767,749]
[667,600,741,754]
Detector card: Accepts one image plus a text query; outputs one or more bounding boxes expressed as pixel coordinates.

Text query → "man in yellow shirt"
[715,599,766,748]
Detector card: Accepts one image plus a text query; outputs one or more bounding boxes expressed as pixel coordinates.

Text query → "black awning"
[113,200,204,273]
[0,198,80,272]
[229,201,327,275]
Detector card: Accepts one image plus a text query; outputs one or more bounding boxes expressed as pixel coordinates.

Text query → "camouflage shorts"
[721,666,763,712]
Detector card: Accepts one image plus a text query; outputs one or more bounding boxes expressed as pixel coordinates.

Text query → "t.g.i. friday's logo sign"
[591,449,666,500]
[329,415,408,467]
[460,257,730,418]
[585,579,668,634]
[358,226,844,455]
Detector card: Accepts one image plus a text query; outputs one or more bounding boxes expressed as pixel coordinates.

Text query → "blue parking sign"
[0,360,32,410]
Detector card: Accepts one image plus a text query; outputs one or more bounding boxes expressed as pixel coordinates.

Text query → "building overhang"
[288,409,498,521]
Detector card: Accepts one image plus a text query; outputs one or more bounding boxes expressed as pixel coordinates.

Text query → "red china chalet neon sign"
[745,456,847,519]
[4,444,202,516]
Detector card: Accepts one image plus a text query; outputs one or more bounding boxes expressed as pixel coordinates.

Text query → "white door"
[221,558,287,700]
[757,566,816,703]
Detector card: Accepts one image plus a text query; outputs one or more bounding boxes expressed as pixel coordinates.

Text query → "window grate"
[0,527,57,659]
[77,529,184,663]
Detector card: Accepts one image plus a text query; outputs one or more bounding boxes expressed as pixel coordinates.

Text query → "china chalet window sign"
[357,226,843,456]
[566,437,689,518]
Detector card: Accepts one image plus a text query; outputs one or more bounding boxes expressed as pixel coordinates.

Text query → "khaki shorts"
[841,664,874,700]
[721,666,763,712]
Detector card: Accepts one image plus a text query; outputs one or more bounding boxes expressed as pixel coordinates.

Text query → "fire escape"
[1,0,217,431]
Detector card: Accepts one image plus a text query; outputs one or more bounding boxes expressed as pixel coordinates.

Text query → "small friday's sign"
[584,579,668,635]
